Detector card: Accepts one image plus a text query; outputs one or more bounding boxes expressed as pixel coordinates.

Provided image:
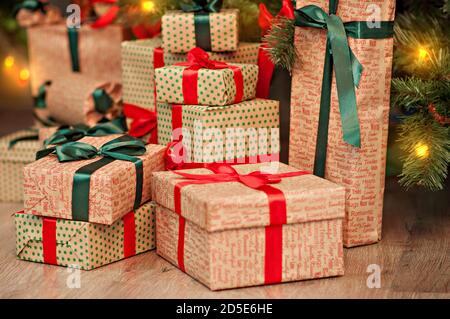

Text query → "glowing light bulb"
[418,48,428,61]
[4,55,14,69]
[19,68,30,81]
[141,0,155,12]
[415,142,429,159]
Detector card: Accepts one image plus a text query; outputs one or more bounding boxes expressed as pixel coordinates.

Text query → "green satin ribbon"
[12,0,47,17]
[67,27,80,72]
[180,0,223,13]
[37,135,146,222]
[181,1,223,52]
[8,131,39,150]
[294,1,393,177]
[43,116,127,147]
[34,81,51,109]
[92,89,113,114]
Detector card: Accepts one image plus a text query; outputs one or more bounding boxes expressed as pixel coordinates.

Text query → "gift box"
[152,162,345,290]
[40,74,122,126]
[157,99,279,165]
[27,23,126,95]
[15,201,156,270]
[155,52,258,106]
[121,38,261,112]
[162,9,239,53]
[289,0,396,247]
[0,130,41,202]
[24,135,165,225]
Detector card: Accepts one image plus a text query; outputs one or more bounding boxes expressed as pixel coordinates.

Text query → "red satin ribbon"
[131,20,161,39]
[258,0,295,36]
[176,48,244,105]
[42,218,57,265]
[123,103,158,144]
[89,0,120,29]
[172,163,310,283]
[256,45,275,99]
[123,211,136,258]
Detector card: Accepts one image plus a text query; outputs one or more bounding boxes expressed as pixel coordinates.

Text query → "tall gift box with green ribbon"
[0,130,41,202]
[23,135,165,225]
[289,0,396,247]
[162,1,239,53]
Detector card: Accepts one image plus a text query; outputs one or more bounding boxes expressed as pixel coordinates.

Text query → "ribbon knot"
[180,0,223,13]
[123,104,157,143]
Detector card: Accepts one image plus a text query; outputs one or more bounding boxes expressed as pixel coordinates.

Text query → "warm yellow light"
[141,0,155,12]
[415,142,429,159]
[418,48,428,60]
[4,55,14,69]
[19,68,30,81]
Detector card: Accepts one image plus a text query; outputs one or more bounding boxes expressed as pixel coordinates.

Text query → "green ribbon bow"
[12,0,47,17]
[180,0,223,51]
[34,81,51,109]
[37,135,146,222]
[43,116,128,147]
[294,1,393,177]
[180,0,223,12]
[92,88,114,114]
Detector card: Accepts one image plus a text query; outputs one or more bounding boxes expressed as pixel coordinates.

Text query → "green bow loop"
[13,0,47,17]
[44,126,88,147]
[55,141,99,162]
[99,135,146,162]
[295,4,362,147]
[8,133,39,150]
[34,81,51,109]
[180,0,223,13]
[92,88,114,114]
[87,116,128,136]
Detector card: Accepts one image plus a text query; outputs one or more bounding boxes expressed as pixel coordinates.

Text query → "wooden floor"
[0,177,449,299]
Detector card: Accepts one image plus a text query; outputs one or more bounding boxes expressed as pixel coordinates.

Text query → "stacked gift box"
[8,0,397,291]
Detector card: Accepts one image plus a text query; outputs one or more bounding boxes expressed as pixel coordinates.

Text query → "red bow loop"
[123,104,157,140]
[178,47,230,71]
[259,0,295,36]
[164,138,189,171]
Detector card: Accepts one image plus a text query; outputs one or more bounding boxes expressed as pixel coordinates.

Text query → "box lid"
[0,130,41,163]
[152,162,345,232]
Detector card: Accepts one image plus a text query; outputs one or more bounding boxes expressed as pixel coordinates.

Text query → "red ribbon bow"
[258,0,295,37]
[175,48,244,105]
[123,103,157,144]
[172,163,310,284]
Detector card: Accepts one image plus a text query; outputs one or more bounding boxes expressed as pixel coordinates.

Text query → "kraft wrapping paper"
[289,0,396,247]
[153,162,345,290]
[0,130,42,202]
[155,63,258,106]
[121,38,261,111]
[156,99,280,163]
[162,9,239,53]
[27,23,125,95]
[15,201,156,270]
[45,74,122,126]
[24,135,166,225]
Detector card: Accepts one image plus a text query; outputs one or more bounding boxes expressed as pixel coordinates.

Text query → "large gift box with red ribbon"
[0,130,41,202]
[157,99,280,167]
[121,38,261,113]
[162,8,239,53]
[152,162,345,290]
[23,135,165,225]
[15,201,156,270]
[289,0,396,247]
[155,49,258,106]
[27,23,126,96]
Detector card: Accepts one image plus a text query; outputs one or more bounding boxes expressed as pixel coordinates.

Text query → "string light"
[19,68,30,82]
[4,55,15,69]
[141,0,155,13]
[415,142,429,159]
[418,47,429,61]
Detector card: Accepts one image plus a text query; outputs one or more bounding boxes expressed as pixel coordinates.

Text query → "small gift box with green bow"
[162,1,239,53]
[24,135,166,225]
[15,201,157,270]
[155,48,258,106]
[0,129,42,202]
